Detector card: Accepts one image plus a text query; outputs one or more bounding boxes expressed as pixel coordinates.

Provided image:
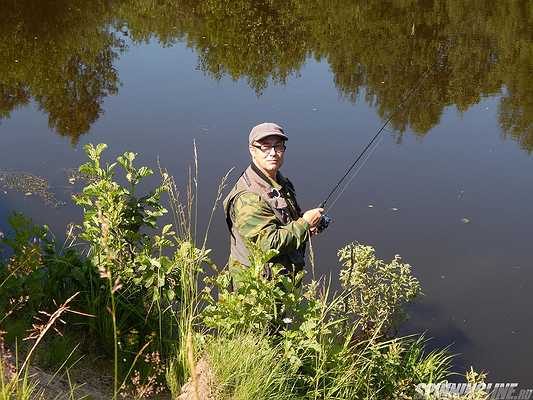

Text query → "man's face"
[249,135,286,176]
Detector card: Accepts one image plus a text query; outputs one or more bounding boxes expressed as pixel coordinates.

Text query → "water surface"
[1,0,532,384]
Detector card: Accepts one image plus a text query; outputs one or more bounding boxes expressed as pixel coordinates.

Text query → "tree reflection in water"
[0,0,122,144]
[1,0,532,151]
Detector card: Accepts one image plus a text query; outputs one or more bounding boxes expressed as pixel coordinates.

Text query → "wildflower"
[283,317,293,324]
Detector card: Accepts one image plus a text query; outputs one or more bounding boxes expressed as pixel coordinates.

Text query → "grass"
[0,364,42,400]
[204,333,296,400]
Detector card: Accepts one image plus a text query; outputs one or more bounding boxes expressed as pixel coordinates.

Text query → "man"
[223,122,323,283]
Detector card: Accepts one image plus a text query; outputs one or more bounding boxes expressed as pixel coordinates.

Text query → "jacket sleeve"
[232,192,309,254]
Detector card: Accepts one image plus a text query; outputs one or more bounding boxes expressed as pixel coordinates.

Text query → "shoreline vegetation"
[0,144,487,399]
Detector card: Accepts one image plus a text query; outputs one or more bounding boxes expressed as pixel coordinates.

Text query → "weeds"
[205,333,295,400]
[339,242,422,337]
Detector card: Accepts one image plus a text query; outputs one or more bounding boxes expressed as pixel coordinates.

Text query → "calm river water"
[1,0,532,385]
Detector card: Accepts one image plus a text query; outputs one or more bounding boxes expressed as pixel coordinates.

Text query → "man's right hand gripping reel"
[316,202,332,234]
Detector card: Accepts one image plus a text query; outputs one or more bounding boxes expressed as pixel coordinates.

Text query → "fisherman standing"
[223,122,324,284]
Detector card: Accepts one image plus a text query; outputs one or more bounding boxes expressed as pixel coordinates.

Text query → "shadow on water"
[1,0,532,151]
[401,300,474,377]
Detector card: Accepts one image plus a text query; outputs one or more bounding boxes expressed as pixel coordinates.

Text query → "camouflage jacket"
[223,163,309,274]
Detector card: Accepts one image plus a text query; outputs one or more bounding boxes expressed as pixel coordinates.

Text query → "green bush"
[339,242,422,336]
[202,243,304,335]
[201,240,444,399]
[0,213,97,338]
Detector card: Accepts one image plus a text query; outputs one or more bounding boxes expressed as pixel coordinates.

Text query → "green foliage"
[203,242,341,393]
[205,334,297,400]
[73,143,186,307]
[0,213,49,321]
[72,143,214,396]
[201,315,452,400]
[202,243,304,335]
[0,363,42,400]
[356,336,452,399]
[339,242,422,336]
[0,213,96,337]
[202,240,441,398]
[0,142,214,398]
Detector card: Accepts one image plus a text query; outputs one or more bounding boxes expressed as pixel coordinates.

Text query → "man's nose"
[268,146,277,155]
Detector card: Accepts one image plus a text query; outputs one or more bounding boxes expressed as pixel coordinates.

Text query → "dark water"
[1,0,532,385]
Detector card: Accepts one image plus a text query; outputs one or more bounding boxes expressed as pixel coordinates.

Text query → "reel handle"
[316,214,333,233]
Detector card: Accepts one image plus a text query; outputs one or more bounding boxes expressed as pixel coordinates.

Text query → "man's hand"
[302,208,324,228]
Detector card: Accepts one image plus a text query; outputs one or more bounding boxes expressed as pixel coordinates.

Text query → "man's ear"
[249,145,255,160]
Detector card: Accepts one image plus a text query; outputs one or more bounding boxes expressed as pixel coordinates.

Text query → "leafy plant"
[338,242,422,336]
[0,213,95,334]
[72,143,219,397]
[73,144,168,291]
[202,242,304,335]
[202,240,442,398]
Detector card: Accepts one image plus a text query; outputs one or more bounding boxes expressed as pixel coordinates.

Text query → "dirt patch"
[30,366,111,400]
[178,357,217,400]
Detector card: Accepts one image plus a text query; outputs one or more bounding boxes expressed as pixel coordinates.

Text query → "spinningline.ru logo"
[415,382,533,399]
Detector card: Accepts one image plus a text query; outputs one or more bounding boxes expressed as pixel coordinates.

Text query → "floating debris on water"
[65,168,95,184]
[0,171,65,208]
[68,177,76,184]
[368,204,374,208]
[461,217,470,224]
[391,207,399,211]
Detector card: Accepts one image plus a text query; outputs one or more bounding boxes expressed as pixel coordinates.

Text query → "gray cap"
[249,122,288,144]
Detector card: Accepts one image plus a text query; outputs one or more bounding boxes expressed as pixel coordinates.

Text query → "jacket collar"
[250,162,282,189]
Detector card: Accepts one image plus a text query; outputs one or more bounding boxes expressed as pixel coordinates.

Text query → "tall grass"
[161,146,233,395]
[0,364,40,400]
[205,333,297,400]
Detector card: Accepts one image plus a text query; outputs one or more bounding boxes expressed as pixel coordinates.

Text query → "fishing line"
[314,39,451,233]
[319,67,434,210]
[324,132,384,213]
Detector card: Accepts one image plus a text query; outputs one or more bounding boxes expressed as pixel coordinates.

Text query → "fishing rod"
[316,67,433,233]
